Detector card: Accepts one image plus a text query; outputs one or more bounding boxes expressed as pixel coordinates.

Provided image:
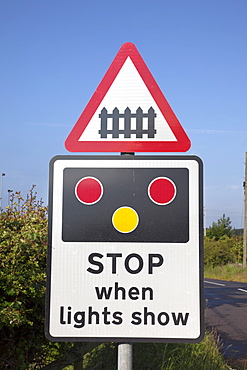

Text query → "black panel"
[62,167,189,243]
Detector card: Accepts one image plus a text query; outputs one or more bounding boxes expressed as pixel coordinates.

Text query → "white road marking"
[204,280,225,286]
[238,288,247,293]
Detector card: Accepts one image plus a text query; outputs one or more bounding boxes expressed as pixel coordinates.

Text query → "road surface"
[204,278,247,359]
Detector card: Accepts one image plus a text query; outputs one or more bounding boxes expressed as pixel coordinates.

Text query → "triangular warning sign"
[65,43,191,152]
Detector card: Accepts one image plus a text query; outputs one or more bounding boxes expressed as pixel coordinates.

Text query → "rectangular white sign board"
[45,155,203,343]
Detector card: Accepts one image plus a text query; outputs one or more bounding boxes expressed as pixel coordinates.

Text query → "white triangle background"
[79,57,177,142]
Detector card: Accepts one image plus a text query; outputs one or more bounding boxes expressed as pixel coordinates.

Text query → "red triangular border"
[65,43,191,152]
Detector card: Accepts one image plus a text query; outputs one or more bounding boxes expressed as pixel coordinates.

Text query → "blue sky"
[0,0,246,228]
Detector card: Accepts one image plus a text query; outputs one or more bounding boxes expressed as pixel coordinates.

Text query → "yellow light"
[112,206,139,233]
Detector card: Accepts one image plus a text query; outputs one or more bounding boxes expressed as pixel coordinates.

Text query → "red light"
[148,177,176,205]
[75,177,103,205]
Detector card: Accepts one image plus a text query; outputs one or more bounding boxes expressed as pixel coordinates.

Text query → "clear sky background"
[0,0,246,229]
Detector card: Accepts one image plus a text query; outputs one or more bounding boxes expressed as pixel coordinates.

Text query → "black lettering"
[88,306,100,324]
[131,311,142,325]
[144,307,155,325]
[128,287,139,300]
[157,312,169,326]
[67,306,72,324]
[87,253,103,274]
[125,253,143,274]
[106,253,122,274]
[142,287,153,300]
[148,254,164,274]
[112,311,123,325]
[172,312,189,325]
[74,311,85,328]
[60,306,66,324]
[114,282,126,300]
[102,306,111,325]
[95,286,112,299]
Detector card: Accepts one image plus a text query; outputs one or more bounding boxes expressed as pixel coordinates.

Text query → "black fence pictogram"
[98,107,157,138]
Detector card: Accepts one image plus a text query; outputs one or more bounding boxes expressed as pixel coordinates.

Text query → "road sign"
[65,43,191,153]
[46,155,203,342]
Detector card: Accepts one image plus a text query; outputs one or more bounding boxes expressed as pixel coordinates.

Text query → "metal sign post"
[117,154,134,370]
[118,343,133,370]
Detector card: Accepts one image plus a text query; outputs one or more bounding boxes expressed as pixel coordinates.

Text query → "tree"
[206,214,233,240]
[0,187,72,369]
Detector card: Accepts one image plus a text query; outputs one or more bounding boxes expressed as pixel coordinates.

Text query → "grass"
[79,331,231,370]
[204,263,247,283]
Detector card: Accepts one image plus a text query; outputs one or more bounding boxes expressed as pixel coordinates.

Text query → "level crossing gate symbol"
[99,107,157,139]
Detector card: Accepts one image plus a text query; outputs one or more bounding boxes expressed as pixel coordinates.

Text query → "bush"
[0,187,72,369]
[206,214,233,240]
[204,235,242,267]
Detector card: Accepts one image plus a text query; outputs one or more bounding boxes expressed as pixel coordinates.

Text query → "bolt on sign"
[45,155,204,343]
[65,42,191,153]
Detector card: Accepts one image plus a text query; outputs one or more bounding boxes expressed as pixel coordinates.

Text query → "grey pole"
[118,153,134,370]
[243,152,247,268]
[118,343,133,370]
[8,189,13,206]
[0,173,5,212]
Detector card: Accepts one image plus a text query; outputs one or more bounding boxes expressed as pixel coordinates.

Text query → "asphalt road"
[204,278,247,359]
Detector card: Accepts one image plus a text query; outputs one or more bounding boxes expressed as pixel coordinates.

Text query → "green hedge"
[204,235,243,267]
[0,188,72,369]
